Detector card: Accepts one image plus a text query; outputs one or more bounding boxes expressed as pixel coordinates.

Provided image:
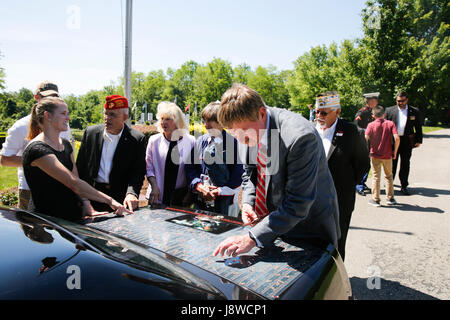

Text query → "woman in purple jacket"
[145,102,195,206]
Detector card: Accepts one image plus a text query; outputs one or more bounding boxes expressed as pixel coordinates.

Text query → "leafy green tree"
[361,0,449,124]
[247,65,290,109]
[286,42,365,120]
[191,58,233,111]
[0,50,5,90]
[233,63,252,84]
[163,60,199,109]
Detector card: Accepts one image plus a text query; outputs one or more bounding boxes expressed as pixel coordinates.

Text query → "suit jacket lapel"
[393,107,399,127]
[266,108,280,196]
[94,126,105,177]
[327,119,342,161]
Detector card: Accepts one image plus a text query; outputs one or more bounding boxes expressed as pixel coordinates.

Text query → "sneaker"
[386,198,397,205]
[369,199,381,207]
[357,189,366,196]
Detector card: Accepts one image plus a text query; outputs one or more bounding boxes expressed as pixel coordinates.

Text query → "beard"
[317,120,327,130]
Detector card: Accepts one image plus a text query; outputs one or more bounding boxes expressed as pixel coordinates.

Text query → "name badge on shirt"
[336,131,344,137]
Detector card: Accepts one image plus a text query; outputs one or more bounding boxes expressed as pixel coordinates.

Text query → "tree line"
[0,0,448,132]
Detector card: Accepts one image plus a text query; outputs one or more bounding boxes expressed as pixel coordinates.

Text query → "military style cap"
[315,93,340,109]
[35,81,59,97]
[104,95,129,110]
[363,92,380,99]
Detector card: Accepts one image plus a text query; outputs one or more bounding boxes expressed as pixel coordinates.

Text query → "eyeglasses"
[396,99,407,103]
[316,109,332,117]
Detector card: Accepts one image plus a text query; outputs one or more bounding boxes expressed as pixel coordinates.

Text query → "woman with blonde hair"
[22,97,132,222]
[145,101,195,206]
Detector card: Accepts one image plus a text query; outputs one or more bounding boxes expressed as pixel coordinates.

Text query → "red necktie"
[255,144,269,218]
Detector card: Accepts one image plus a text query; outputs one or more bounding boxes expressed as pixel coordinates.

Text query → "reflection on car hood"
[86,207,324,300]
[0,208,224,299]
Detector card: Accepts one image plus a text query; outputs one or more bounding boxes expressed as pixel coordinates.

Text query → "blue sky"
[0,0,367,96]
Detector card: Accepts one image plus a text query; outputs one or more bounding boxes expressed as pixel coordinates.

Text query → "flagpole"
[124,0,133,126]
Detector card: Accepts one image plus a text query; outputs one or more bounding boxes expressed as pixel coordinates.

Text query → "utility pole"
[124,0,133,125]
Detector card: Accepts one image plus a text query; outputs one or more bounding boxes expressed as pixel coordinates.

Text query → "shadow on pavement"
[350,277,440,300]
[390,203,445,214]
[423,134,450,139]
[349,226,413,235]
[404,187,450,198]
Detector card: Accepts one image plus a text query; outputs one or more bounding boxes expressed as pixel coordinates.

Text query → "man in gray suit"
[213,84,340,257]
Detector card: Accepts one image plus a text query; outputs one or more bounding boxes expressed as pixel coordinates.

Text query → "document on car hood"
[86,207,323,299]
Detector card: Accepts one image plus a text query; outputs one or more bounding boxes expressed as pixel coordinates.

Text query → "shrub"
[189,122,207,137]
[0,189,18,207]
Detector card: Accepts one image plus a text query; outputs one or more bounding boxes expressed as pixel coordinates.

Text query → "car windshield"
[38,212,222,296]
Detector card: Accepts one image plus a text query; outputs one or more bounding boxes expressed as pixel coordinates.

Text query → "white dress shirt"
[316,119,338,157]
[96,126,124,183]
[397,105,408,136]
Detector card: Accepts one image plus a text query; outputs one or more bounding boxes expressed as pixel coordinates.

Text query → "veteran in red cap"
[76,95,147,213]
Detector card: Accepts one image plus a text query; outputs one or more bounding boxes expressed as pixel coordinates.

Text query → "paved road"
[345,129,450,300]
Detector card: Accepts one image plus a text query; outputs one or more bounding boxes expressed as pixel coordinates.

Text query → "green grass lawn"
[0,166,18,191]
[423,126,450,134]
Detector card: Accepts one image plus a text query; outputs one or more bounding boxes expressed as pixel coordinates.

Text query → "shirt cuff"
[248,230,263,248]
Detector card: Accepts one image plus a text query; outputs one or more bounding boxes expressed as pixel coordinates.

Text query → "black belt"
[93,181,111,190]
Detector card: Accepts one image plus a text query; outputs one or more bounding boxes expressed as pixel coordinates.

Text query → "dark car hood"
[0,206,334,300]
[85,207,326,300]
[0,208,226,299]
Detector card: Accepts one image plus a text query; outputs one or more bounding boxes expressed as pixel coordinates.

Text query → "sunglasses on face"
[396,99,407,103]
[316,109,332,117]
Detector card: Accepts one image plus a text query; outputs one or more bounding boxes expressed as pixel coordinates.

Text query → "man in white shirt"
[314,91,369,260]
[0,81,72,210]
[76,95,146,212]
[385,92,423,195]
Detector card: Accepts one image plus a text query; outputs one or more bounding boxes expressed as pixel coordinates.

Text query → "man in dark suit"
[76,95,146,212]
[213,84,340,258]
[385,92,423,195]
[315,91,370,260]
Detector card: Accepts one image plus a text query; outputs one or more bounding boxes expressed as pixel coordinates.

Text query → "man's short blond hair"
[218,84,266,128]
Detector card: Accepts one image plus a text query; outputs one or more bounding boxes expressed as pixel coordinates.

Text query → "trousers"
[371,157,394,202]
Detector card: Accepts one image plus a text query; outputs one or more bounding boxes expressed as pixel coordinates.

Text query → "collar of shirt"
[316,118,338,140]
[103,126,124,142]
[398,104,409,114]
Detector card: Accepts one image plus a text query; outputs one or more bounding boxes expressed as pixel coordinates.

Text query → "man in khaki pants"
[365,106,400,207]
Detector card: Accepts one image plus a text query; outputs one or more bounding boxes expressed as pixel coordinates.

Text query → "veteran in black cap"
[354,92,380,195]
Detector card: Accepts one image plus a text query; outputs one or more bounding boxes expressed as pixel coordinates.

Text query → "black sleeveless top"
[22,139,82,222]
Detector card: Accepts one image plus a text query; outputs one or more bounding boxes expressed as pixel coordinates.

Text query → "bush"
[189,122,207,137]
[132,124,159,144]
[71,129,84,142]
[0,189,18,207]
